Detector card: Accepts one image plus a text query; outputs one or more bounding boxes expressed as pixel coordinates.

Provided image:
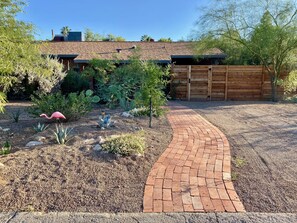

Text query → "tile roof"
[39,41,225,62]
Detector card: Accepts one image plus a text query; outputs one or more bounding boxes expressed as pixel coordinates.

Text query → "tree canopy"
[0,0,58,112]
[141,35,153,42]
[84,29,125,41]
[61,26,71,37]
[196,0,297,101]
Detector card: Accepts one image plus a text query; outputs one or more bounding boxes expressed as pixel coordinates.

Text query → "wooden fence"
[170,65,285,101]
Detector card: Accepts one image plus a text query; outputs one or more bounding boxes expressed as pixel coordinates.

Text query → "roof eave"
[171,54,227,59]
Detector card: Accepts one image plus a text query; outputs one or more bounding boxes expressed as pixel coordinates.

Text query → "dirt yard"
[0,102,172,212]
[180,101,297,213]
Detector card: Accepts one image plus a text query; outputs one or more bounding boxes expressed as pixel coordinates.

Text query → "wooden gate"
[171,65,285,101]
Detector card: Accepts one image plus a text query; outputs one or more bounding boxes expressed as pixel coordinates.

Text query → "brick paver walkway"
[143,103,245,213]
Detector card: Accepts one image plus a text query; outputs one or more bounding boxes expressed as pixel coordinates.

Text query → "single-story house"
[39,41,227,71]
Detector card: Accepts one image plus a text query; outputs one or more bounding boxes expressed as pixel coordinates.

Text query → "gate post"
[187,65,191,101]
[208,66,213,101]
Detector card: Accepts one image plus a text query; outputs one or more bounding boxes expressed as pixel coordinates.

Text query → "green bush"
[101,131,145,156]
[61,70,90,94]
[28,90,99,121]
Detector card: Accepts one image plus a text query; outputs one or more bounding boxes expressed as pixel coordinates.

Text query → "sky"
[18,0,208,41]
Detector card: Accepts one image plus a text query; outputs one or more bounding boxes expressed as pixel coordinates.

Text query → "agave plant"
[53,124,73,145]
[9,109,22,123]
[33,122,49,133]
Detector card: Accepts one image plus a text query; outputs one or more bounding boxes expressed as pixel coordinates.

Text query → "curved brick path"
[143,103,245,213]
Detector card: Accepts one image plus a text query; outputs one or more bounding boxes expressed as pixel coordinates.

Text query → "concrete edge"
[1,212,297,223]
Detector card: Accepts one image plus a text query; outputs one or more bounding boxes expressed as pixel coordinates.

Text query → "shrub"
[9,56,67,98]
[101,131,145,156]
[61,70,90,94]
[129,107,162,117]
[82,59,116,102]
[1,141,11,155]
[28,90,100,121]
[134,62,170,117]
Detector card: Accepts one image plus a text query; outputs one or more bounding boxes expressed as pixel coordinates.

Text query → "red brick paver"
[143,103,245,213]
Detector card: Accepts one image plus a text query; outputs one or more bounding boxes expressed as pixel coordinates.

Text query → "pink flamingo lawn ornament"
[40,111,66,122]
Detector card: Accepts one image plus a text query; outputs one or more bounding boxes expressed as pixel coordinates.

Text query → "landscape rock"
[121,112,134,118]
[84,138,96,145]
[34,136,46,142]
[26,141,43,147]
[93,144,102,151]
[98,136,105,144]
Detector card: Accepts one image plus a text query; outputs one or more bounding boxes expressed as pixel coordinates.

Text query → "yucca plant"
[33,122,49,132]
[53,124,73,145]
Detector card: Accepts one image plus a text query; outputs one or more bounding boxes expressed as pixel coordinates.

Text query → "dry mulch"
[0,102,172,212]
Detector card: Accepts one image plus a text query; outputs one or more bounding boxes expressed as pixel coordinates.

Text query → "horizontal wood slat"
[171,65,287,101]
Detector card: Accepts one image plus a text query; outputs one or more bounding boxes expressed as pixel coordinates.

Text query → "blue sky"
[18,0,207,41]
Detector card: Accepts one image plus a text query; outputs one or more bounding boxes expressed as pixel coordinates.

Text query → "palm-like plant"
[61,26,71,37]
[141,34,152,42]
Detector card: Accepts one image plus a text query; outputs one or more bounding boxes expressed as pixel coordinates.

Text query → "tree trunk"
[149,96,152,128]
[270,75,278,102]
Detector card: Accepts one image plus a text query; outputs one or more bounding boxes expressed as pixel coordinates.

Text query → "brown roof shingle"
[39,41,224,62]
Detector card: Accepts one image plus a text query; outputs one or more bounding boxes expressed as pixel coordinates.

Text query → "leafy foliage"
[61,70,89,94]
[85,56,169,116]
[1,141,11,155]
[82,59,116,102]
[158,38,172,42]
[141,35,153,42]
[196,0,297,101]
[28,90,99,121]
[61,26,71,37]
[33,122,49,132]
[84,28,125,41]
[282,70,297,94]
[53,124,73,144]
[10,56,67,98]
[134,62,170,117]
[101,131,145,156]
[0,1,64,112]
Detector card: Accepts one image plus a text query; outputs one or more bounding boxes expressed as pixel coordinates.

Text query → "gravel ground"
[179,100,297,213]
[0,102,172,212]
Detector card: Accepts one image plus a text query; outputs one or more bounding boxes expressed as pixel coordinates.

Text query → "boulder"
[121,112,134,118]
[93,144,102,151]
[26,141,43,147]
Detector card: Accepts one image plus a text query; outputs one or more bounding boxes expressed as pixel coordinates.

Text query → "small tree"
[135,62,170,119]
[61,26,71,38]
[141,35,153,42]
[0,0,53,112]
[196,0,297,101]
[84,28,103,41]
